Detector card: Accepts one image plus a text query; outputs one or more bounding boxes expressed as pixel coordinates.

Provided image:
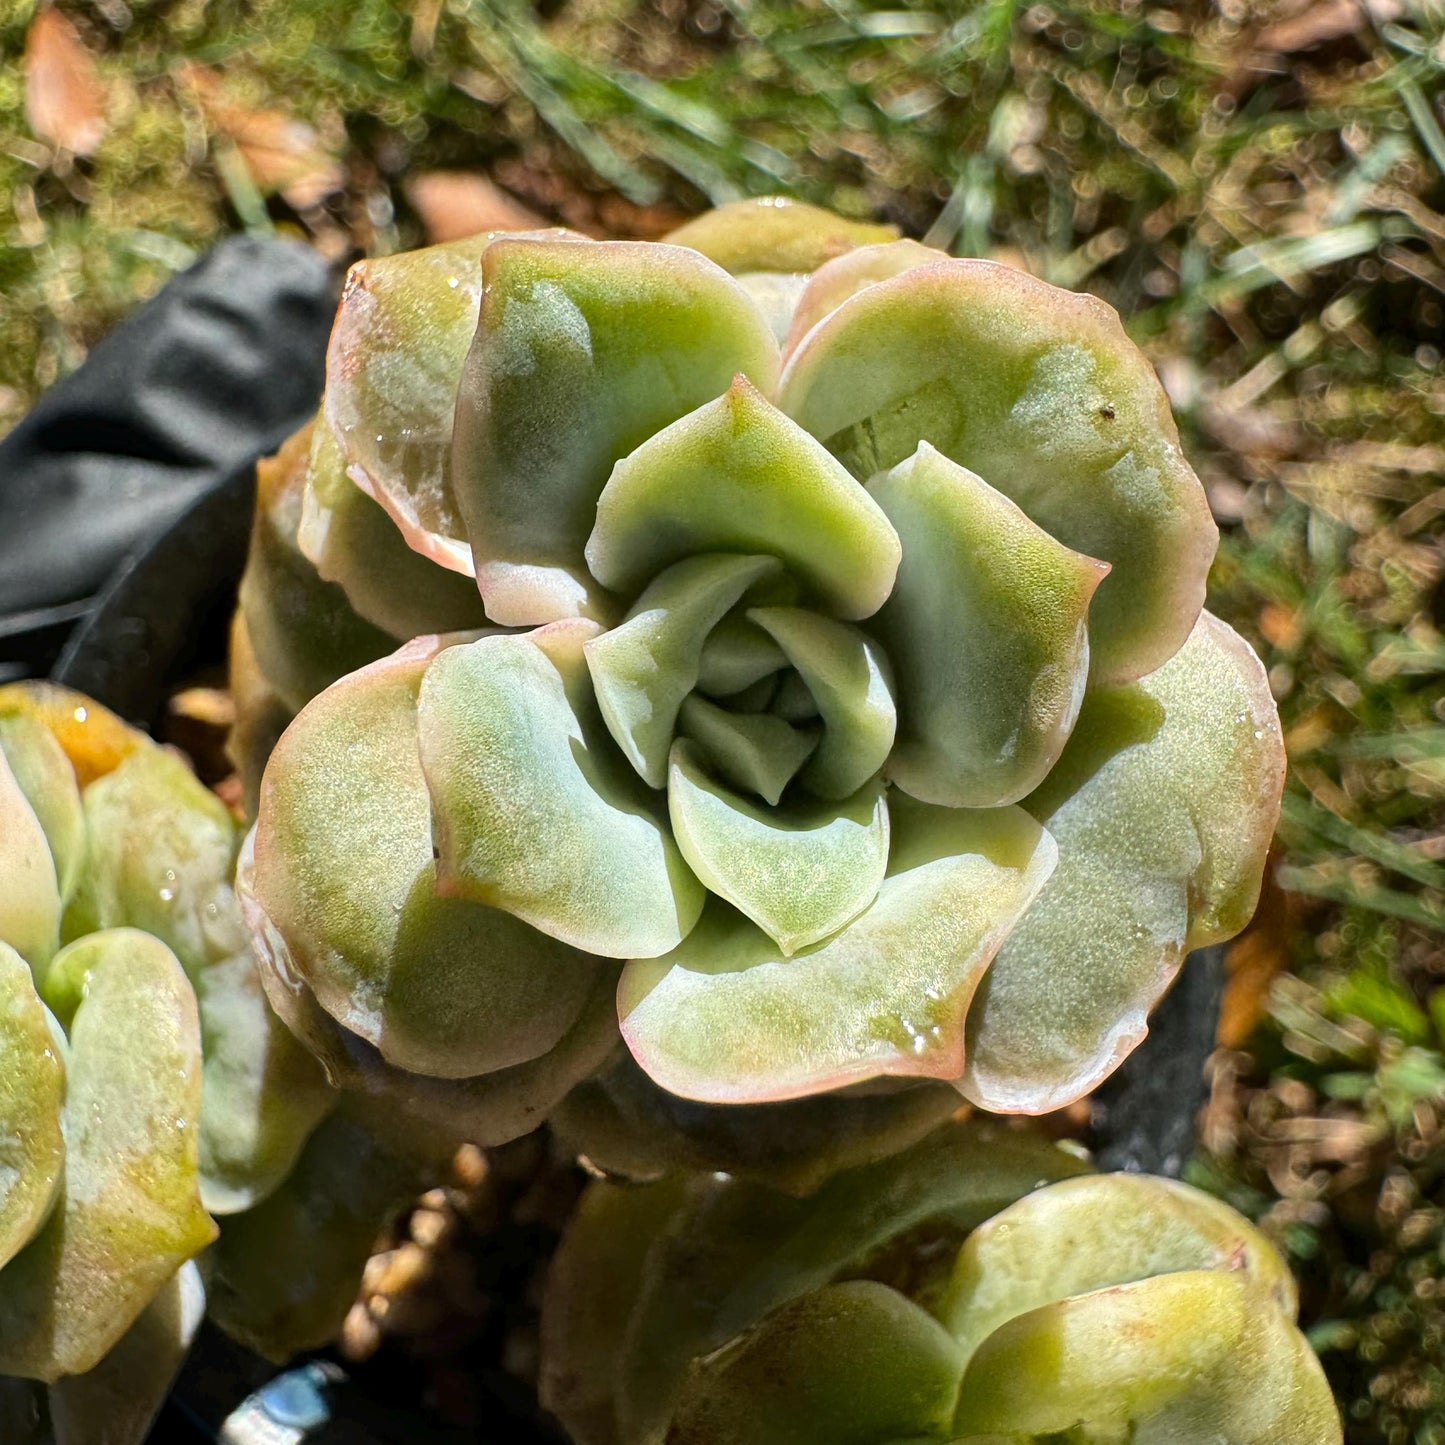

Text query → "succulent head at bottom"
[542,1119,1341,1445]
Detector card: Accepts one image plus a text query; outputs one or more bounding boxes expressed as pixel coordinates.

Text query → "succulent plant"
[541,1118,1342,1445]
[240,196,1284,1127]
[0,682,338,1437]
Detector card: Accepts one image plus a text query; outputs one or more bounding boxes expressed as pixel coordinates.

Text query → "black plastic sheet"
[0,235,336,684]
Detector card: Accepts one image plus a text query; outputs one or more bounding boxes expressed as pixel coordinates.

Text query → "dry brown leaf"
[404,171,546,243]
[1219,861,1299,1049]
[179,63,343,209]
[24,6,107,158]
[1213,855,1306,1051]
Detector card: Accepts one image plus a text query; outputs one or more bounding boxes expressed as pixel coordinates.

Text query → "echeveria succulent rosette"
[243,198,1285,1118]
[541,1119,1340,1445]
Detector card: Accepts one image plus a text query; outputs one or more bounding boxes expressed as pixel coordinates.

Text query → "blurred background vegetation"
[1,0,1442,1437]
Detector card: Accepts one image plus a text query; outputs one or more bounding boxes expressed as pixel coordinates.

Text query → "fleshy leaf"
[47,1261,205,1445]
[0,930,214,1382]
[418,624,704,958]
[541,1171,690,1445]
[551,1049,961,1197]
[587,378,901,621]
[226,612,294,823]
[734,271,811,344]
[323,234,504,574]
[937,1173,1298,1357]
[583,553,784,788]
[620,797,1056,1102]
[298,417,488,639]
[961,611,1286,1113]
[670,1281,963,1445]
[696,616,787,696]
[665,197,898,274]
[676,696,817,806]
[779,259,1217,685]
[584,1118,1087,1445]
[195,951,336,1216]
[205,1110,421,1362]
[239,424,395,712]
[0,683,141,789]
[0,942,65,1272]
[782,238,943,358]
[63,744,243,978]
[251,636,603,1078]
[245,891,621,1162]
[773,670,820,722]
[0,717,83,906]
[452,236,779,625]
[667,742,887,955]
[868,444,1107,808]
[748,606,897,801]
[951,1271,1340,1444]
[0,745,59,972]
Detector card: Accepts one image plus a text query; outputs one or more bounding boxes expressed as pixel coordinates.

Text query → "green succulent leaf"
[675,695,818,805]
[251,635,604,1078]
[583,553,785,789]
[194,951,336,1216]
[244,899,621,1161]
[297,418,488,640]
[0,717,83,907]
[951,1270,1340,1444]
[227,612,295,824]
[205,1110,420,1363]
[666,742,888,956]
[587,377,900,622]
[779,258,1217,686]
[63,743,242,978]
[773,670,820,721]
[665,197,898,275]
[453,236,780,625]
[695,616,788,697]
[733,271,812,344]
[747,606,897,801]
[782,239,943,358]
[47,1261,205,1445]
[551,1050,961,1198]
[868,443,1107,808]
[419,624,705,959]
[670,1280,964,1445]
[961,611,1285,1112]
[0,746,60,973]
[0,942,65,1273]
[620,798,1055,1102]
[937,1174,1298,1358]
[0,930,214,1383]
[547,1119,1085,1445]
[240,425,396,712]
[541,1173,691,1445]
[323,234,501,574]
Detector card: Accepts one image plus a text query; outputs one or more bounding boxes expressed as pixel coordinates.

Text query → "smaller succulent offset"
[240,196,1285,1127]
[541,1119,1342,1445]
